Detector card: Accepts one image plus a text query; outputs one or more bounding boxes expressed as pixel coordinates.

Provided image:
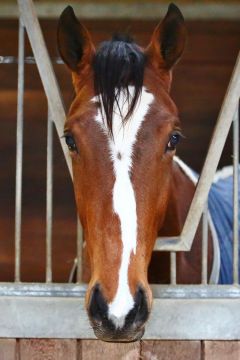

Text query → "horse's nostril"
[88,284,108,322]
[135,287,149,324]
[125,287,149,328]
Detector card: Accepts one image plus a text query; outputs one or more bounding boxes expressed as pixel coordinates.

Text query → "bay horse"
[57,3,215,341]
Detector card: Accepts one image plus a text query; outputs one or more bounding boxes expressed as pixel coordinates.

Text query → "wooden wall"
[0,339,240,359]
[0,18,239,283]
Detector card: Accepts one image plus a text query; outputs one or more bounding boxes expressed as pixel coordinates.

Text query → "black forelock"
[93,34,145,136]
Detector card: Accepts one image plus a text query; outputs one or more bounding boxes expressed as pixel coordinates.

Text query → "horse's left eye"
[65,135,77,152]
[166,133,181,151]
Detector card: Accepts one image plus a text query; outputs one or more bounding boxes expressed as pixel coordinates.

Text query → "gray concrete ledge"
[0,296,240,339]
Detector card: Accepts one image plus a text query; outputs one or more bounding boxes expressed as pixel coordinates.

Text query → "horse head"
[57,3,186,341]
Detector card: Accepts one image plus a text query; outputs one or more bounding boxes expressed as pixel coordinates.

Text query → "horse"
[57,3,216,341]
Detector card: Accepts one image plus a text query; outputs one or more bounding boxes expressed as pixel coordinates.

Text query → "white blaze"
[93,87,154,328]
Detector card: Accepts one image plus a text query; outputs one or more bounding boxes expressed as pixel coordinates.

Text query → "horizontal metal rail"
[0,283,240,299]
[2,2,240,20]
[0,55,63,64]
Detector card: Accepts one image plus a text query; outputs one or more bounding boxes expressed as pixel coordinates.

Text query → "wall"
[0,339,240,359]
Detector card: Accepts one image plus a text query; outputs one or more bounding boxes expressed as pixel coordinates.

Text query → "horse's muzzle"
[87,284,149,342]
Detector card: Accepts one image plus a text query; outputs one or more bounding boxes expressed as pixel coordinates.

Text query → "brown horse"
[57,4,214,341]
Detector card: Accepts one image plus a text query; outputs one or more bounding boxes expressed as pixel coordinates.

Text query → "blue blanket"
[208,168,240,284]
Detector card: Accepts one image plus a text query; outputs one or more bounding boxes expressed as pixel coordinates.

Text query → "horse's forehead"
[69,91,176,138]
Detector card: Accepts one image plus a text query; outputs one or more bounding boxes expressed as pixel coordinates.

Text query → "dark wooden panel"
[80,340,140,360]
[141,340,201,360]
[19,339,77,360]
[204,341,240,360]
[0,19,240,62]
[0,339,17,360]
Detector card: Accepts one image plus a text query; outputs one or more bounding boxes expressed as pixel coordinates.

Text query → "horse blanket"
[208,166,240,284]
[174,157,240,284]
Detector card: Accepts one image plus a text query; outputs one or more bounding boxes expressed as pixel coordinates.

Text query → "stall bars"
[0,0,239,339]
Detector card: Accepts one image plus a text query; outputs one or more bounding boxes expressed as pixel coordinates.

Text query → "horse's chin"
[92,327,145,343]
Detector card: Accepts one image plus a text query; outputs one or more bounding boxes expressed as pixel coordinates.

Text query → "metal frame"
[0,0,239,340]
[14,18,24,283]
[2,2,240,20]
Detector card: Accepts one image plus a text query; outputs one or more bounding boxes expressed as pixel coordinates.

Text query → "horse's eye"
[65,135,77,152]
[166,133,181,151]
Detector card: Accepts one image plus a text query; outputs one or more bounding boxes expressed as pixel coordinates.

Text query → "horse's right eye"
[65,135,77,152]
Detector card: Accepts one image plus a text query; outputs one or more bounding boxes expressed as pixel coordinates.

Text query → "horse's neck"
[157,160,213,283]
[159,160,196,236]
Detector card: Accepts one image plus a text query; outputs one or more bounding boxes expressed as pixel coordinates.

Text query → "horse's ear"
[146,3,186,70]
[57,6,95,72]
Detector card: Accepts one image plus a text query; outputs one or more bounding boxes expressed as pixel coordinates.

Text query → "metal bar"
[68,258,77,283]
[151,284,240,299]
[233,104,239,284]
[154,236,181,251]
[156,51,240,251]
[17,0,72,178]
[0,56,64,64]
[76,218,83,283]
[0,283,240,299]
[14,19,24,283]
[0,283,87,298]
[201,203,208,284]
[170,252,176,285]
[46,107,53,283]
[3,3,240,20]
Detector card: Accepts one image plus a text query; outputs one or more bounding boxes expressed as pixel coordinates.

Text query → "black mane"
[93,35,145,135]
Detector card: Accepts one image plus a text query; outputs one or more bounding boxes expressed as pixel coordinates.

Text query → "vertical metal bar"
[201,203,208,284]
[14,19,24,282]
[233,104,239,284]
[18,0,72,178]
[170,252,177,285]
[76,218,83,283]
[46,107,53,283]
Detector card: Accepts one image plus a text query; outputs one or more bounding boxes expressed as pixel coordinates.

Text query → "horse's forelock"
[93,36,145,136]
